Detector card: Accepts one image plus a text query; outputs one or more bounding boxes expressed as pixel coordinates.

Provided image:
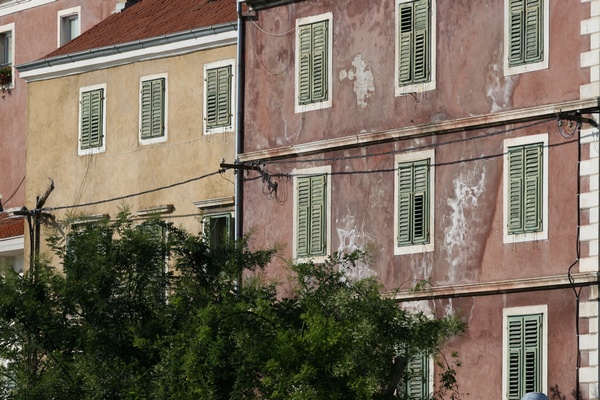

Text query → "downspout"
[235,2,245,247]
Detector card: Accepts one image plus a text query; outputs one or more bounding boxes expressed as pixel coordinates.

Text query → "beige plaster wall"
[25,44,237,262]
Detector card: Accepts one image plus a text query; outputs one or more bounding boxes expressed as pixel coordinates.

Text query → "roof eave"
[16,22,237,80]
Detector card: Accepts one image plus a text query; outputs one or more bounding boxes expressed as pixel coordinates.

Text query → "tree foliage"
[0,212,464,399]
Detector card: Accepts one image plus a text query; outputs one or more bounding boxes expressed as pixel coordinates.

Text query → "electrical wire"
[1,175,25,207]
[43,170,223,212]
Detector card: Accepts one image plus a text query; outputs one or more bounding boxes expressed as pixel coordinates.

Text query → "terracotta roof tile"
[47,0,237,58]
[0,214,24,239]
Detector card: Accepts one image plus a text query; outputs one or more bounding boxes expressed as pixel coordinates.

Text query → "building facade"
[237,0,600,398]
[0,0,123,272]
[18,0,238,266]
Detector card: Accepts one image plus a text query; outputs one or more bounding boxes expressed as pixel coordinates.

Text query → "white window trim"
[0,0,57,17]
[502,304,548,400]
[394,0,437,96]
[78,83,107,156]
[394,149,435,255]
[502,133,548,243]
[139,73,168,145]
[294,12,333,114]
[292,165,332,262]
[57,6,81,47]
[503,0,549,76]
[203,58,236,135]
[0,23,15,88]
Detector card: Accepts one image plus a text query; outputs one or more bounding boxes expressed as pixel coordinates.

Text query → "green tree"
[0,212,463,399]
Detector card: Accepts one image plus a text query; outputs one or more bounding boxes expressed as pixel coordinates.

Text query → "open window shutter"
[309,175,326,256]
[150,78,165,137]
[524,0,542,63]
[398,3,414,84]
[89,89,103,148]
[412,160,429,244]
[310,20,328,103]
[297,177,311,257]
[523,144,542,232]
[206,68,218,128]
[508,147,524,233]
[412,0,430,82]
[398,164,413,245]
[216,66,231,127]
[298,24,312,104]
[80,91,92,149]
[508,0,525,66]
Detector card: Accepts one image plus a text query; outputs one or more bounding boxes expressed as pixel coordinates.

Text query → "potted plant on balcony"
[0,66,12,90]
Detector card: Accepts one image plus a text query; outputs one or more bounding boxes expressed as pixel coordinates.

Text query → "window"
[503,134,548,243]
[395,0,436,95]
[58,7,80,46]
[399,353,431,399]
[204,59,235,134]
[0,29,12,66]
[78,84,106,156]
[504,0,548,75]
[293,166,331,260]
[203,213,233,249]
[137,221,169,275]
[139,74,167,143]
[503,305,547,400]
[394,150,434,255]
[295,12,333,113]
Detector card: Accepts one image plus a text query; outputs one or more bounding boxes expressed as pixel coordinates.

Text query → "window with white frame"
[139,74,167,144]
[58,6,80,47]
[0,24,12,67]
[295,12,333,113]
[504,0,549,76]
[293,166,331,260]
[78,84,106,156]
[204,59,235,134]
[395,0,436,96]
[502,305,547,400]
[203,213,233,249]
[503,134,548,243]
[394,149,435,255]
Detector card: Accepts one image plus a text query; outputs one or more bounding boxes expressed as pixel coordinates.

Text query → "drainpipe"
[235,2,245,246]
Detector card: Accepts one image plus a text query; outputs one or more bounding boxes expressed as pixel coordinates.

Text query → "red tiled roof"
[0,213,24,239]
[47,0,237,58]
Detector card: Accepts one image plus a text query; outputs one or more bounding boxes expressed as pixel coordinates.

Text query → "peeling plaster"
[336,210,378,281]
[443,165,487,284]
[339,54,375,109]
[486,50,518,113]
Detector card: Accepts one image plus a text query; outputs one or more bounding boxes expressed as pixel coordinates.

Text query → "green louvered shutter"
[509,0,543,66]
[140,78,165,139]
[398,160,430,246]
[508,143,542,234]
[507,314,542,399]
[398,0,430,86]
[297,175,327,257]
[80,89,103,150]
[298,20,328,105]
[206,66,232,129]
[407,354,429,399]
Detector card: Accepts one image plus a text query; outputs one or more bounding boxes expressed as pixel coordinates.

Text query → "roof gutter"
[16,22,238,81]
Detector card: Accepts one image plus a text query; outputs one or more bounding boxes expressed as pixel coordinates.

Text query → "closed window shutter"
[206,66,231,129]
[399,353,429,399]
[508,143,542,234]
[297,175,327,257]
[398,159,430,246]
[80,89,103,150]
[140,78,165,139]
[298,20,328,105]
[509,0,543,66]
[507,314,542,399]
[398,0,430,86]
